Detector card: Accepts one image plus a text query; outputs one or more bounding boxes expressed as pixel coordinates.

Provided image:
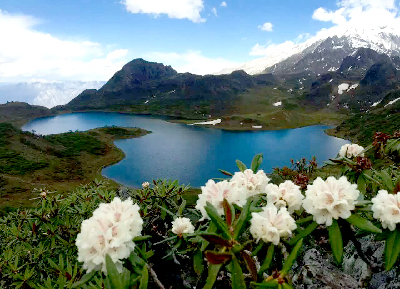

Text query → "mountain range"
[2,24,400,141]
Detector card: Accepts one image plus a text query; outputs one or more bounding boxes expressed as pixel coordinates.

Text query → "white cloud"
[0,10,130,82]
[212,7,217,17]
[249,1,400,58]
[258,22,273,32]
[312,0,399,27]
[295,33,311,43]
[0,81,105,108]
[144,51,240,75]
[250,41,296,56]
[221,1,227,7]
[122,0,206,23]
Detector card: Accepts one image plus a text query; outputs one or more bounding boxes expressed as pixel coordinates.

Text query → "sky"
[0,0,399,82]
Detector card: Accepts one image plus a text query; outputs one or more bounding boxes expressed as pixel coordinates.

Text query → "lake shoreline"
[21,108,344,134]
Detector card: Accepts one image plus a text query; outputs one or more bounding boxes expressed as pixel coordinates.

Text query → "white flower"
[195,179,246,221]
[142,182,150,188]
[265,180,304,213]
[303,176,359,226]
[171,217,195,235]
[250,205,297,245]
[76,197,143,273]
[231,169,270,197]
[339,143,365,158]
[372,190,400,231]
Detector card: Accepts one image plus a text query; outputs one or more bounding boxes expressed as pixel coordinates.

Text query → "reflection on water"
[23,112,349,188]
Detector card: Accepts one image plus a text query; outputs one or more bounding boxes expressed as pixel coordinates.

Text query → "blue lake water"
[22,112,349,188]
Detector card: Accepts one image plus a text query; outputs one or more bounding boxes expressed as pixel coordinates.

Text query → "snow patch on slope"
[384,97,400,107]
[338,83,349,95]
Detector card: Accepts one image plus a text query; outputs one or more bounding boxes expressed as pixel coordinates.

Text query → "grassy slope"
[173,86,348,130]
[327,100,400,146]
[0,102,55,127]
[0,125,150,209]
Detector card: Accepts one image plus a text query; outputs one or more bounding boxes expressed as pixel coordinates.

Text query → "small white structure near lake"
[252,125,262,129]
[189,119,222,126]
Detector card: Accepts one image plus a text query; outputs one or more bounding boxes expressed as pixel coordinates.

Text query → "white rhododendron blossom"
[265,180,304,213]
[250,205,297,245]
[171,217,195,235]
[142,181,150,188]
[338,143,365,158]
[195,179,246,220]
[303,176,359,226]
[231,169,270,197]
[371,190,400,231]
[76,197,143,273]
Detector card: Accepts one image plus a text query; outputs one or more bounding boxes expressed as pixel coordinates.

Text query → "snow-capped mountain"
[0,81,105,108]
[216,25,400,76]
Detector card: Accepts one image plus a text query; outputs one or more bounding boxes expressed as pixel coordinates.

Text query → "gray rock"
[292,248,359,289]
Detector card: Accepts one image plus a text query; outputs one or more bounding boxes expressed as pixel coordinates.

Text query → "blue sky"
[0,0,398,81]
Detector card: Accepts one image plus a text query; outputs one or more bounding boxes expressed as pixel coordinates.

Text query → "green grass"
[0,124,150,209]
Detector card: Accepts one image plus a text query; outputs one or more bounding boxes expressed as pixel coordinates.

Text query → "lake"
[22,112,349,188]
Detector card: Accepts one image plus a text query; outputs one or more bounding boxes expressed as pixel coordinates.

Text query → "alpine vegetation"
[2,130,400,288]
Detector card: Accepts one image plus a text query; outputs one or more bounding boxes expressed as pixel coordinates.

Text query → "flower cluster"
[339,143,365,158]
[302,176,359,226]
[76,197,143,273]
[142,182,150,188]
[265,180,304,213]
[171,217,195,236]
[250,205,297,245]
[231,169,270,197]
[195,180,246,220]
[372,190,400,231]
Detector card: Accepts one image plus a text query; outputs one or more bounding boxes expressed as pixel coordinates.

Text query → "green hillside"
[0,123,150,209]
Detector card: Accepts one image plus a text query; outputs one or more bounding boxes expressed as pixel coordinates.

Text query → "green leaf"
[205,202,232,239]
[236,160,247,172]
[201,222,217,251]
[178,199,186,216]
[289,222,318,246]
[132,235,152,242]
[378,170,394,192]
[251,154,263,173]
[105,255,123,289]
[357,175,367,194]
[251,280,279,288]
[281,238,303,276]
[71,270,97,288]
[328,220,343,264]
[219,169,233,177]
[121,270,131,288]
[346,214,382,233]
[156,204,175,219]
[282,283,293,289]
[295,216,313,225]
[233,198,252,239]
[139,265,148,289]
[385,229,400,271]
[228,257,246,289]
[258,243,274,276]
[203,264,222,289]
[194,250,204,276]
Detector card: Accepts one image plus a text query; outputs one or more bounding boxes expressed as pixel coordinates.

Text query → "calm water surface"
[23,112,349,188]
